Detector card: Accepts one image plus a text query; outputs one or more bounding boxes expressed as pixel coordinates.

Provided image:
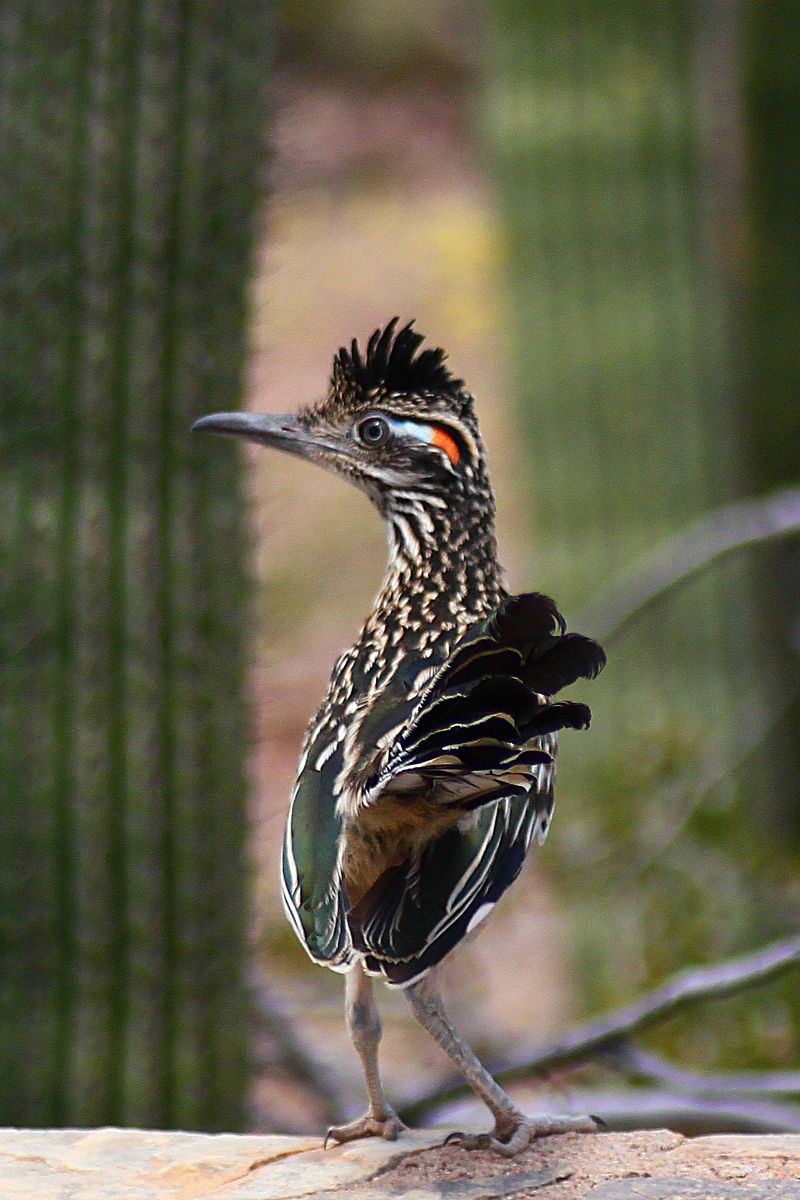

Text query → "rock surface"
[0,1127,798,1199]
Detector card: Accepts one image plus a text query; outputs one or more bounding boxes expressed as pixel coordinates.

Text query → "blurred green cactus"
[0,2,271,1128]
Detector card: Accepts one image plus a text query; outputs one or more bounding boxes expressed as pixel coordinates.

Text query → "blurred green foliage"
[0,1,271,1128]
[489,0,799,1068]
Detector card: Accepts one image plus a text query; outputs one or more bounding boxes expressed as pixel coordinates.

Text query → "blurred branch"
[542,1089,800,1135]
[481,934,800,1084]
[407,1086,800,1136]
[250,967,342,1124]
[580,487,800,643]
[400,934,800,1122]
[615,1044,800,1097]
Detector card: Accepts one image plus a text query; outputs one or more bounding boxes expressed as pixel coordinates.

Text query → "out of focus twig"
[529,1088,800,1135]
[580,487,800,643]
[430,1087,800,1135]
[250,967,342,1124]
[401,934,800,1122]
[615,1044,800,1097]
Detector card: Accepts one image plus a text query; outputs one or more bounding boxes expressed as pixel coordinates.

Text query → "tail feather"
[368,591,604,814]
[522,700,592,738]
[524,632,606,694]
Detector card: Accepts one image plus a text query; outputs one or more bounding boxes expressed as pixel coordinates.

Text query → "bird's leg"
[406,973,596,1156]
[325,961,405,1146]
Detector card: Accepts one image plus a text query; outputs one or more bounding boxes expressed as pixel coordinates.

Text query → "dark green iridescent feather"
[281,738,349,965]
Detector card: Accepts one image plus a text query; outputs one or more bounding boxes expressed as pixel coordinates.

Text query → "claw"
[447,1130,498,1153]
[444,1129,491,1150]
[324,1111,405,1147]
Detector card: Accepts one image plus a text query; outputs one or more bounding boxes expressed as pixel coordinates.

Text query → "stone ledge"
[0,1126,798,1199]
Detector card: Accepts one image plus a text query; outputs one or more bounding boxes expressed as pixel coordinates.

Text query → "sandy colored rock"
[0,1126,444,1199]
[0,1127,798,1199]
[348,1129,800,1200]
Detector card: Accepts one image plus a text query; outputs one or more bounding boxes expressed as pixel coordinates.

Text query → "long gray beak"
[194,415,297,444]
[191,411,326,463]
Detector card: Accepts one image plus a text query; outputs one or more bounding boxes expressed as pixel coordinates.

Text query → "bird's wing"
[351,793,544,985]
[278,648,440,972]
[281,730,353,971]
[347,592,605,985]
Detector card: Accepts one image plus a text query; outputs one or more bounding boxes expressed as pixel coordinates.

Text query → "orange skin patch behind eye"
[430,424,461,466]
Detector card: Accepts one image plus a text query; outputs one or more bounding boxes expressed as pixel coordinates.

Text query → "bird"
[193,318,606,1155]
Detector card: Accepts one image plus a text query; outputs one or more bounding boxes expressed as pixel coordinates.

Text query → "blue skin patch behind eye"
[385,416,462,466]
[390,418,436,443]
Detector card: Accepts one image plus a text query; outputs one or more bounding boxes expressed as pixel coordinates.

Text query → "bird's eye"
[357,416,391,447]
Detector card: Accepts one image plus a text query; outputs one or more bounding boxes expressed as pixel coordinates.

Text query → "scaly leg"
[406,972,596,1156]
[325,961,405,1146]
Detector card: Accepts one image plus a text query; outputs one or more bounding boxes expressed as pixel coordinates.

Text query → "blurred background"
[1,0,798,1135]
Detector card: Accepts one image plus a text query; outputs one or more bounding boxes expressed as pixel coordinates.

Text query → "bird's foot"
[444,1112,598,1157]
[324,1108,405,1148]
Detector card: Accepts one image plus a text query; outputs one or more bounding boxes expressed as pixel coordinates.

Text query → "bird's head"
[192,319,488,518]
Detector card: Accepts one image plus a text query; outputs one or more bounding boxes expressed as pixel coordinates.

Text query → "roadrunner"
[194,319,605,1155]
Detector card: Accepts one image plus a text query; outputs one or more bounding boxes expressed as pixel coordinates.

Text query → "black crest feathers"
[333,318,464,399]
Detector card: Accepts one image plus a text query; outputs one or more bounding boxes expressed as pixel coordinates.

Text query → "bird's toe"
[445,1127,526,1155]
[324,1110,405,1148]
[529,1113,599,1137]
[444,1112,598,1157]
